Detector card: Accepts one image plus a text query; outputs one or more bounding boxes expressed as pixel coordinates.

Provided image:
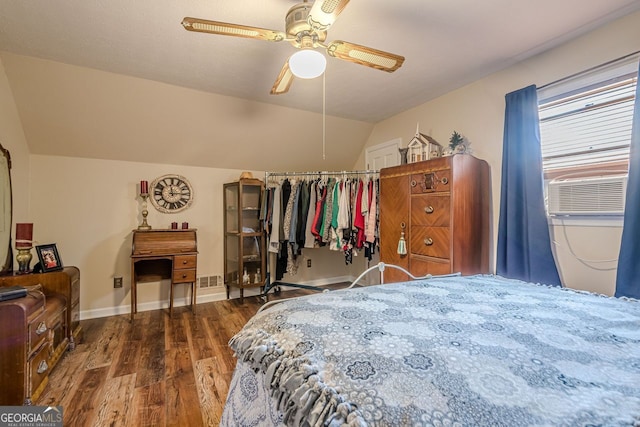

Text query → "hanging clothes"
[263,172,380,277]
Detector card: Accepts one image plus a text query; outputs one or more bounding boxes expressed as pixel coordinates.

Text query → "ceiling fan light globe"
[289,50,326,79]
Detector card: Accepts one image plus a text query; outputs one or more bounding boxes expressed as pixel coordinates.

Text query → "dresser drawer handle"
[441,177,449,185]
[37,360,48,374]
[182,260,188,265]
[424,238,434,246]
[424,206,434,214]
[36,322,48,335]
[182,274,188,279]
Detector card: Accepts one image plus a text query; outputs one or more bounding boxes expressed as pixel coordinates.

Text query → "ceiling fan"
[181,0,405,95]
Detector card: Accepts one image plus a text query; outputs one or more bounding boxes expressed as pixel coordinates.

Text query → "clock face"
[150,174,194,213]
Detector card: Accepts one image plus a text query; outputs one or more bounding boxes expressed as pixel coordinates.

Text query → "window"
[538,55,638,179]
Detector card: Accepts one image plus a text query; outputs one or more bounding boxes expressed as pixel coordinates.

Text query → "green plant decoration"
[449,131,465,150]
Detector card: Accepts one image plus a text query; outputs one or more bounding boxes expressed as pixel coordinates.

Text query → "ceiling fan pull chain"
[323,70,326,160]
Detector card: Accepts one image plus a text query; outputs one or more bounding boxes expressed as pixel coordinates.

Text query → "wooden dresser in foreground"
[131,229,198,319]
[0,278,73,404]
[380,155,490,283]
[0,267,81,349]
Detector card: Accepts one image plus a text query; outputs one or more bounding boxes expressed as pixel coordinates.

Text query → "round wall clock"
[150,174,194,213]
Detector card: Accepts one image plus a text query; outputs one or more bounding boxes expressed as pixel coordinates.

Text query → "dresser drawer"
[174,255,197,270]
[173,268,196,284]
[410,255,452,276]
[411,195,450,226]
[411,226,450,258]
[410,169,451,194]
[28,310,48,355]
[29,341,50,402]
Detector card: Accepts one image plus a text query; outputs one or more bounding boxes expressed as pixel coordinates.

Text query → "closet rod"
[265,170,379,180]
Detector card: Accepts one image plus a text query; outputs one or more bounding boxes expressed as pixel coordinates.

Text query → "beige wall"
[356,10,640,295]
[1,55,361,320]
[26,155,358,319]
[0,56,30,225]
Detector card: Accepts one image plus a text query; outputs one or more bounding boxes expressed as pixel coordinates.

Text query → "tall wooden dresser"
[380,154,490,283]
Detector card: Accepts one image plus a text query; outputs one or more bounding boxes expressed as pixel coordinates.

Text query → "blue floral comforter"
[221,275,640,426]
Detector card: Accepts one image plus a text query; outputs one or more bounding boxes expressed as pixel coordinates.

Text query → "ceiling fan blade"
[326,40,405,72]
[270,62,295,95]
[308,0,350,31]
[181,17,286,42]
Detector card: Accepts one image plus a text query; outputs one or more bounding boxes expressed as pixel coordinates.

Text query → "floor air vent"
[547,175,627,216]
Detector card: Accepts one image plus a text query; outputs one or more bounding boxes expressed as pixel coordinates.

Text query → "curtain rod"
[538,50,640,90]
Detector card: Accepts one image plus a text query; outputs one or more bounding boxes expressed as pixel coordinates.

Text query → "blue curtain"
[615,60,640,298]
[497,85,561,286]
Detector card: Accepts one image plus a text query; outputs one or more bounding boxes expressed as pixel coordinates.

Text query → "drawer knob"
[424,237,434,246]
[37,360,48,374]
[182,274,188,279]
[424,205,434,214]
[441,177,449,185]
[182,260,188,264]
[36,322,47,335]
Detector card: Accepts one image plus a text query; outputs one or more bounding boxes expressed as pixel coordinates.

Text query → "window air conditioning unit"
[547,175,627,216]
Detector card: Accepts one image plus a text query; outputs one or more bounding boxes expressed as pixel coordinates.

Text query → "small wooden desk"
[130,229,198,319]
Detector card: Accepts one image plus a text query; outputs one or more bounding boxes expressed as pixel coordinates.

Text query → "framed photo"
[35,244,63,272]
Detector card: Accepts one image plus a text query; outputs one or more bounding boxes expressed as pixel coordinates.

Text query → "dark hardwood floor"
[35,285,344,426]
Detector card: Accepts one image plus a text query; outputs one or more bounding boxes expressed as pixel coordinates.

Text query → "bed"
[220,264,640,426]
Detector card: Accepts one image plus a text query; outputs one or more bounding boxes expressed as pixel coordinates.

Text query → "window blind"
[538,55,638,172]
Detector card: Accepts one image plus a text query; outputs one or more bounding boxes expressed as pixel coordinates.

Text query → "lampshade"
[289,50,326,79]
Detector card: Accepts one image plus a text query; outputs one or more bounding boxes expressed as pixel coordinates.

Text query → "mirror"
[0,143,12,274]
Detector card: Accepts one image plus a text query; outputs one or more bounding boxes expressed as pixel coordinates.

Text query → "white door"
[365,138,401,171]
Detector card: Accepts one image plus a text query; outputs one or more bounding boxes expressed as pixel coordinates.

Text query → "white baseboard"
[79,275,356,320]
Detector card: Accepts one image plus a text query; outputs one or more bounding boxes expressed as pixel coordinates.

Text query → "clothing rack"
[261,169,380,299]
[265,170,379,182]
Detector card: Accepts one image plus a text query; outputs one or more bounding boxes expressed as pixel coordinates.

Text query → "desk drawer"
[175,255,197,270]
[173,269,196,284]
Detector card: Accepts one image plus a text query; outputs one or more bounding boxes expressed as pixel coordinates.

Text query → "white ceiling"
[2,0,640,124]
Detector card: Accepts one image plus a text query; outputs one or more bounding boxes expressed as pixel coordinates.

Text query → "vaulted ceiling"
[2,0,640,171]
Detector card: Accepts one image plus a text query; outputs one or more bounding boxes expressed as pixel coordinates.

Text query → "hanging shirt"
[296,180,310,249]
[366,179,377,243]
[329,180,342,250]
[311,182,327,241]
[283,179,298,244]
[354,180,366,249]
[304,181,317,248]
[321,178,337,243]
[288,180,302,249]
[337,179,351,234]
[268,184,281,253]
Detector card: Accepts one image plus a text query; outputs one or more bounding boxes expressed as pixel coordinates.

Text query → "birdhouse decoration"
[407,124,443,163]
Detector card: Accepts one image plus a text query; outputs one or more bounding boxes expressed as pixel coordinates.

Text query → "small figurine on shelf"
[255,268,261,283]
[242,268,250,285]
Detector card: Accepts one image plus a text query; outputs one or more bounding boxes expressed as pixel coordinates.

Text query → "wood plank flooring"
[35,286,340,426]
